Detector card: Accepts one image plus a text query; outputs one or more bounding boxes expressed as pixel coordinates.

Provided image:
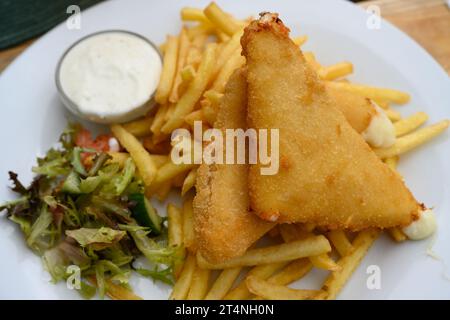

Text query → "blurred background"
[0,0,449,74]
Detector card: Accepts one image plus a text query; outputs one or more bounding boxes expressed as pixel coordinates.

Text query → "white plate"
[1,0,449,299]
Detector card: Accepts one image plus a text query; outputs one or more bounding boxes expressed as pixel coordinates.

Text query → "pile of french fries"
[107,2,449,300]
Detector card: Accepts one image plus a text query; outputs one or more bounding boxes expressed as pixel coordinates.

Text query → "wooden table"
[0,0,449,74]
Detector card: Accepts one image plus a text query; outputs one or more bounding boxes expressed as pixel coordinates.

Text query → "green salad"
[0,124,180,299]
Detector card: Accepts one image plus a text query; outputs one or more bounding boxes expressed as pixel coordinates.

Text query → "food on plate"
[57,31,162,124]
[0,125,178,299]
[326,84,396,148]
[2,2,449,300]
[242,12,423,230]
[193,69,274,263]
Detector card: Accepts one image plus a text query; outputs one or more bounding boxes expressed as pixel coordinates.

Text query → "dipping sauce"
[57,31,162,123]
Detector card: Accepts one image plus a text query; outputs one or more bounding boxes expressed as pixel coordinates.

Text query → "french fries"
[327,230,353,257]
[197,235,331,269]
[318,62,353,81]
[246,276,323,300]
[394,112,428,137]
[167,203,185,277]
[224,262,288,300]
[205,267,242,300]
[187,267,211,299]
[292,35,308,46]
[110,124,157,188]
[122,116,154,137]
[169,254,196,300]
[322,229,379,300]
[375,120,450,158]
[210,48,246,93]
[169,28,191,103]
[162,43,217,133]
[266,259,312,286]
[182,194,196,252]
[107,3,449,301]
[181,167,197,196]
[181,7,209,23]
[204,2,240,36]
[155,35,179,104]
[326,81,410,104]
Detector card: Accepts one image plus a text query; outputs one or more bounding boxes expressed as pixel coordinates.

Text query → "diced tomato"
[75,128,111,152]
[75,128,113,165]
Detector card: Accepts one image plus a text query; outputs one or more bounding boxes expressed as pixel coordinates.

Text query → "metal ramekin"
[55,30,162,124]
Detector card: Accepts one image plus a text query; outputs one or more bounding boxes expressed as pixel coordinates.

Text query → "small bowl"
[55,30,162,124]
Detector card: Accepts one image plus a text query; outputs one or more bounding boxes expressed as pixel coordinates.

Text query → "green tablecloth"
[0,0,104,49]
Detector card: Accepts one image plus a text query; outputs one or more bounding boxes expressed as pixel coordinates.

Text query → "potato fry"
[385,108,402,122]
[384,156,399,169]
[187,267,211,300]
[318,62,353,81]
[327,230,353,257]
[303,51,321,70]
[170,253,196,300]
[388,227,407,242]
[326,81,410,104]
[168,203,185,278]
[309,253,341,271]
[246,276,323,300]
[162,44,217,133]
[181,7,209,23]
[210,48,246,93]
[394,112,428,137]
[122,116,154,137]
[155,35,179,104]
[182,194,196,252]
[148,161,196,194]
[266,258,312,286]
[205,267,242,300]
[169,28,191,103]
[150,104,169,135]
[197,235,331,269]
[374,120,450,158]
[211,30,242,78]
[110,124,156,187]
[224,262,287,300]
[279,224,339,271]
[292,35,308,46]
[322,229,379,300]
[204,2,240,36]
[186,23,215,40]
[215,29,230,42]
[201,102,217,126]
[184,110,204,126]
[168,203,184,247]
[181,167,197,196]
[181,65,196,82]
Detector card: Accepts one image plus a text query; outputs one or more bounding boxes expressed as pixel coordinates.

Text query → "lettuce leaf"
[66,227,126,250]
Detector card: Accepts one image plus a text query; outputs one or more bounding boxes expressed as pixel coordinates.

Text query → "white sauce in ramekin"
[58,31,162,123]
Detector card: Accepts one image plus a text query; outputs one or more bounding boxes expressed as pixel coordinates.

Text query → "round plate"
[0,0,449,299]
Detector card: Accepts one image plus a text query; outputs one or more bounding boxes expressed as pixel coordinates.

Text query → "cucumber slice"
[129,193,162,235]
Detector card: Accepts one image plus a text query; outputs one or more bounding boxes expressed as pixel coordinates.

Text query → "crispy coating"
[242,13,421,230]
[193,69,274,263]
[326,84,377,133]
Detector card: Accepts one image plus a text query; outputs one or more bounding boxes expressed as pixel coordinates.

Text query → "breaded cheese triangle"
[193,68,274,263]
[241,13,422,230]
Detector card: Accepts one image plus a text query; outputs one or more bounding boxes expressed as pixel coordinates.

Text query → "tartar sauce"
[402,209,437,240]
[58,31,162,123]
[362,100,396,148]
